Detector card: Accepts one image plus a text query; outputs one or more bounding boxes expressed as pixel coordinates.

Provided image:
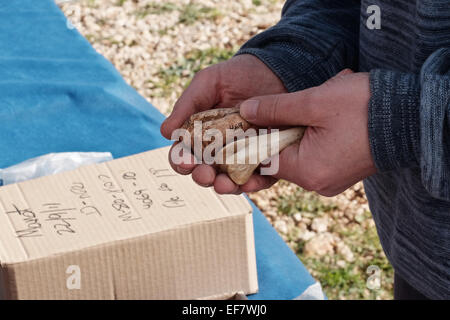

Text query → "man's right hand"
[160,54,287,193]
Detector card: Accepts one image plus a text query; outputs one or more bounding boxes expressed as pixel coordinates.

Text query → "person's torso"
[358,0,450,299]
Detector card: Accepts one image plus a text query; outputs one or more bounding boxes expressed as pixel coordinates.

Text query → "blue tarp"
[0,0,317,299]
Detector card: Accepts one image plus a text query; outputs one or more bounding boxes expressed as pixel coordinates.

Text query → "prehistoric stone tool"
[180,107,305,185]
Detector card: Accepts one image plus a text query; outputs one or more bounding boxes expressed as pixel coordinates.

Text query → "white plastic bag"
[0,152,113,185]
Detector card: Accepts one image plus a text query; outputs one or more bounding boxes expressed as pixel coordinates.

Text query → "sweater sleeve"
[235,0,361,92]
[369,48,450,200]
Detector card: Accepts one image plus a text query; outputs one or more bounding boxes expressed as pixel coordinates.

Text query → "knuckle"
[194,65,216,81]
[302,168,330,192]
[193,68,207,80]
[259,94,282,123]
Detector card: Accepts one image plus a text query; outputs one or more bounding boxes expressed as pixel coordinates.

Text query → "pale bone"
[216,127,306,185]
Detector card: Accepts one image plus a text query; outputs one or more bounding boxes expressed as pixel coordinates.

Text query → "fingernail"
[177,166,191,174]
[240,99,259,120]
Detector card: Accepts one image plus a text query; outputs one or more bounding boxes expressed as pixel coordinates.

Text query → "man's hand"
[188,69,376,196]
[161,54,286,193]
[235,69,377,196]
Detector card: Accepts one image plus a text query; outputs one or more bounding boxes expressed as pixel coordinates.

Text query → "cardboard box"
[0,146,257,299]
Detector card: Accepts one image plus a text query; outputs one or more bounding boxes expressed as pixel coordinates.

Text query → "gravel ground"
[60,0,394,299]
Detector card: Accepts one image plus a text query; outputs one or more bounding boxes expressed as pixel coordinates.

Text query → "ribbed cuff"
[368,69,421,172]
[234,27,346,92]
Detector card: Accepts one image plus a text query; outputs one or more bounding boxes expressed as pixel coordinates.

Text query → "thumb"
[239,88,317,127]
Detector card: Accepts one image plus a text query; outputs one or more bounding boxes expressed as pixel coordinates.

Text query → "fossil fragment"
[180,107,305,185]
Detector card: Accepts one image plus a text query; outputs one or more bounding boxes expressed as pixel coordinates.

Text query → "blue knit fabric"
[237,0,450,299]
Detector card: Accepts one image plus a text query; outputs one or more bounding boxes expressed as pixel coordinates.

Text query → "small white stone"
[265,209,277,218]
[273,220,288,235]
[336,260,346,268]
[303,232,335,257]
[336,242,355,262]
[299,230,316,242]
[292,212,302,222]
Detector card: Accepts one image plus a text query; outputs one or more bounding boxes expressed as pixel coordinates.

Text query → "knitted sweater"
[237,0,450,299]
